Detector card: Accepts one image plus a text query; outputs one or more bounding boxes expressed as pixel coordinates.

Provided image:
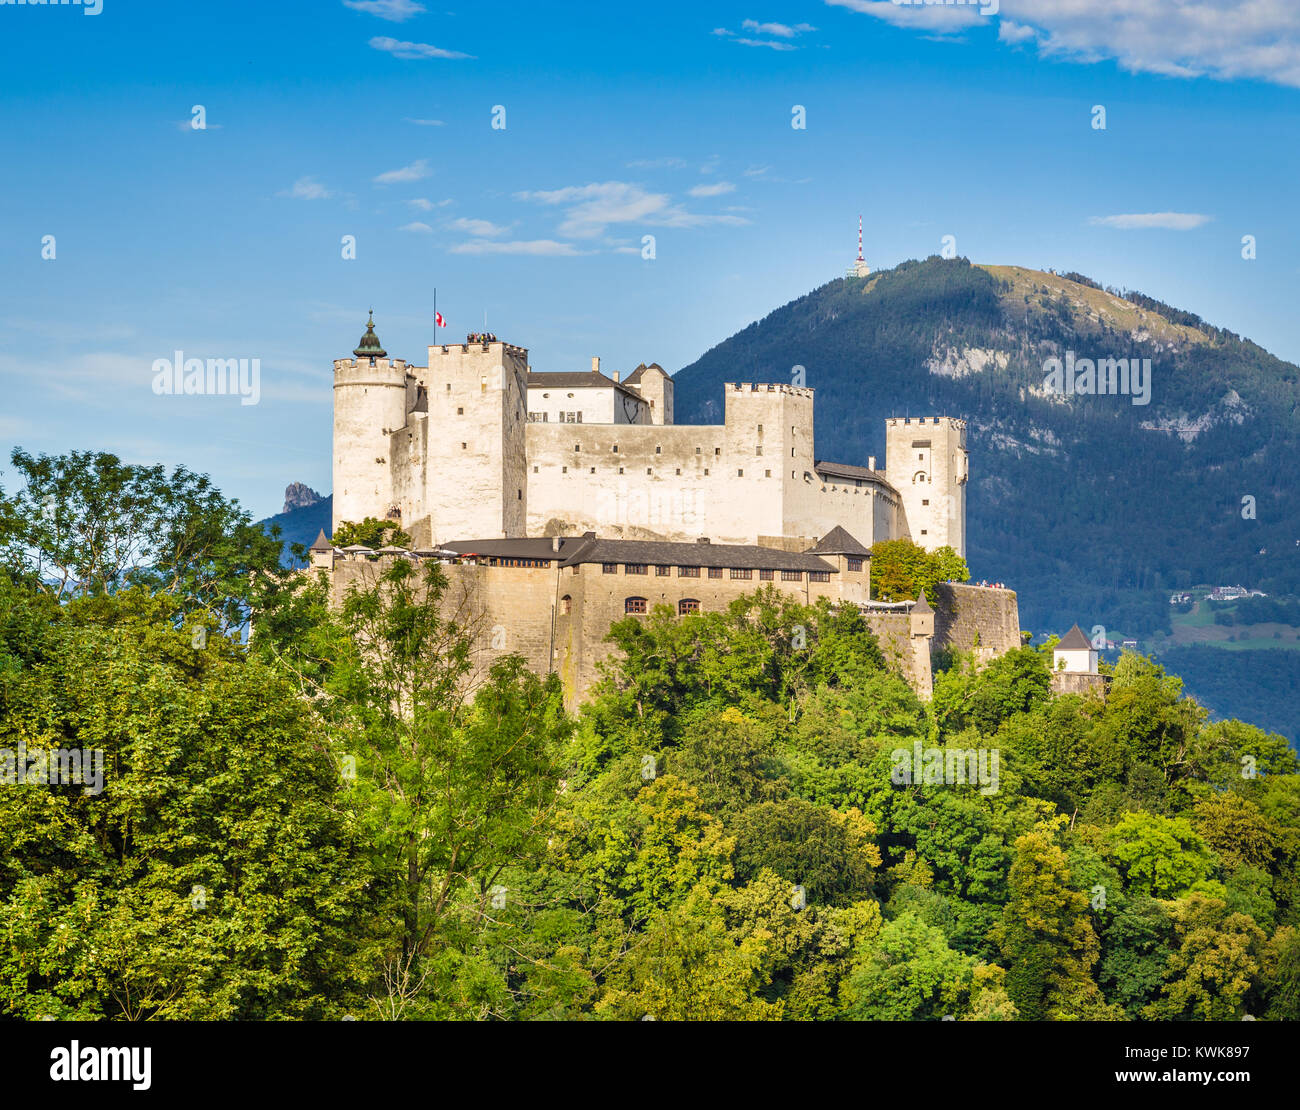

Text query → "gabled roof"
[805,526,871,557]
[1057,624,1093,650]
[309,529,333,552]
[622,362,668,387]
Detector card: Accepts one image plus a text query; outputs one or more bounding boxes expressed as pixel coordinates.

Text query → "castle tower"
[332,312,411,535]
[885,416,968,558]
[416,336,530,542]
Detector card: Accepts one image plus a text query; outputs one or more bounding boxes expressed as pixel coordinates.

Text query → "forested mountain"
[673,258,1300,643]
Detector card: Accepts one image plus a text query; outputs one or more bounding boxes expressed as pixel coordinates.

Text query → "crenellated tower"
[885,416,968,558]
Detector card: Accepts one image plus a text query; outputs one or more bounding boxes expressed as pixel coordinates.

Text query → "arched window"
[560,594,572,615]
[625,597,647,614]
[913,471,928,484]
[678,598,700,615]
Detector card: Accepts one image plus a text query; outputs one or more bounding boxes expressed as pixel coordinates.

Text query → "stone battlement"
[728,381,815,398]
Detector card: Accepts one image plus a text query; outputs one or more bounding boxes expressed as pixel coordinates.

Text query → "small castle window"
[612,445,619,452]
[765,470,771,478]
[737,469,744,477]
[533,466,538,473]
[655,565,670,576]
[714,447,720,455]
[781,570,802,582]
[461,443,467,450]
[655,446,661,454]
[704,468,709,476]
[678,566,700,578]
[560,595,572,614]
[809,571,830,583]
[625,597,648,614]
[675,468,681,476]
[791,448,796,457]
[708,567,723,579]
[920,529,928,535]
[922,499,929,506]
[757,424,763,435]
[575,444,581,452]
[759,569,774,581]
[618,467,625,474]
[603,563,617,574]
[625,564,647,575]
[678,598,700,615]
[755,446,762,456]
[696,447,701,455]
[647,468,653,475]
[562,466,568,473]
[848,558,863,572]
[590,467,596,474]
[730,568,752,580]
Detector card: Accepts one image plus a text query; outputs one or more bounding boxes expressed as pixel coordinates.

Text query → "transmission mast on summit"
[850,215,870,278]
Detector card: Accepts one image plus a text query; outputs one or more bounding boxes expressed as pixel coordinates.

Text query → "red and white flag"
[435,311,446,327]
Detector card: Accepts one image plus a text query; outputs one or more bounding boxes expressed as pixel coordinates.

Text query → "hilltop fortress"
[318,315,1019,706]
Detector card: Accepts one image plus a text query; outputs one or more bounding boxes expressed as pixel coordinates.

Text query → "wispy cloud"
[515,181,749,238]
[404,117,445,126]
[447,217,510,237]
[449,239,586,256]
[1088,212,1212,230]
[688,181,735,198]
[368,36,474,60]
[278,177,335,200]
[409,197,453,210]
[343,0,426,22]
[373,159,432,185]
[713,19,816,49]
[400,221,433,233]
[830,0,1300,88]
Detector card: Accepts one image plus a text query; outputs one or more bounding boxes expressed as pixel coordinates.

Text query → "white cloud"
[743,165,770,177]
[715,18,816,47]
[1088,212,1212,230]
[742,20,816,37]
[828,0,1300,88]
[368,36,474,60]
[688,182,736,197]
[404,117,445,126]
[373,159,432,185]
[515,181,749,238]
[278,177,335,200]
[449,239,586,256]
[400,221,433,233]
[448,217,510,237]
[343,0,426,21]
[408,197,453,210]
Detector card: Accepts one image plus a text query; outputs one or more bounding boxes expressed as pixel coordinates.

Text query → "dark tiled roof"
[310,529,333,552]
[911,592,933,613]
[814,459,895,489]
[622,362,667,387]
[527,369,646,403]
[558,538,834,572]
[1057,624,1093,650]
[441,537,578,560]
[805,525,871,557]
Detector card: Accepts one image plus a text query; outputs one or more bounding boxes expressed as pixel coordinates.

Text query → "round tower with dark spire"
[333,310,410,536]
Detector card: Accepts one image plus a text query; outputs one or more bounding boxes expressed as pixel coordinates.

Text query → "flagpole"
[434,287,437,346]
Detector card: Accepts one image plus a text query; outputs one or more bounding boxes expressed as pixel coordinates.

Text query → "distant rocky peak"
[282,482,323,514]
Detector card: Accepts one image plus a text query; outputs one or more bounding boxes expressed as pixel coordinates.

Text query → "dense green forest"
[3,451,1299,1020]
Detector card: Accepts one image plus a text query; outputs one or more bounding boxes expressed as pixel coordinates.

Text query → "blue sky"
[2,0,1297,519]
